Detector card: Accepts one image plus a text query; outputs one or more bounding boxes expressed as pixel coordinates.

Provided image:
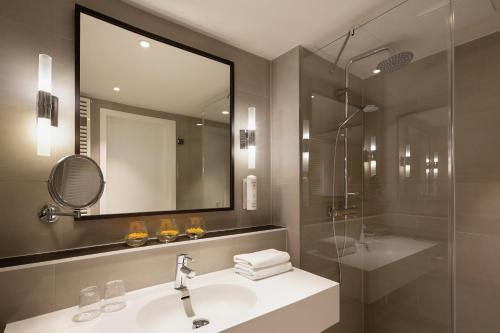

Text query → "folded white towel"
[235,262,293,281]
[233,249,290,269]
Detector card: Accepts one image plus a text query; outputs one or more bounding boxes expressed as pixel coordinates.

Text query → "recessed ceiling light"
[113,87,120,92]
[140,40,151,48]
[221,110,229,115]
[196,123,203,126]
[372,69,381,74]
[311,95,315,98]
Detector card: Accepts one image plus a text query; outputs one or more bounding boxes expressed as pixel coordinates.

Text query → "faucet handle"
[180,265,196,278]
[177,253,194,264]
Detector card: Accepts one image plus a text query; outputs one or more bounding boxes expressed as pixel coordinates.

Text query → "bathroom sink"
[136,284,257,333]
[306,235,444,303]
[6,268,339,333]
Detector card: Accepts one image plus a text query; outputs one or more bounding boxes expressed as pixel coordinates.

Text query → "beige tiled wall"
[0,229,286,327]
[0,0,272,258]
[270,47,301,266]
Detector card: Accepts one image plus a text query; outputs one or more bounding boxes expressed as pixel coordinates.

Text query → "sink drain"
[192,318,210,329]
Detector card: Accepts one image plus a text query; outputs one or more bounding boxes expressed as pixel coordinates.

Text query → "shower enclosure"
[299,1,454,332]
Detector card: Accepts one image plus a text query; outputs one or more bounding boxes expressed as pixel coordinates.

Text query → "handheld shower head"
[361,104,379,113]
[337,105,379,130]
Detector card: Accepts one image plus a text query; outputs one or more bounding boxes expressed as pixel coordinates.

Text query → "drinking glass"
[101,280,127,313]
[72,286,101,322]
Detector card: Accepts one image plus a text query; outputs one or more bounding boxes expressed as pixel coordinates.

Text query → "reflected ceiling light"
[221,110,229,115]
[139,40,151,48]
[197,112,205,127]
[113,87,120,92]
[372,69,381,74]
[311,95,315,98]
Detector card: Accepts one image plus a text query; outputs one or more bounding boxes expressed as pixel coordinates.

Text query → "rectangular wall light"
[37,54,58,157]
[240,106,256,169]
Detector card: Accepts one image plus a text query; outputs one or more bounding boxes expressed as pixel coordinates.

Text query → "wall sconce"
[426,152,439,178]
[369,136,377,176]
[302,120,310,173]
[425,155,430,177]
[433,153,439,177]
[240,106,256,169]
[364,135,377,177]
[37,54,58,156]
[399,144,411,178]
[303,119,310,140]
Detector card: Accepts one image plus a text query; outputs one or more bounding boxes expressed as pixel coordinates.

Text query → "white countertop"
[5,267,339,333]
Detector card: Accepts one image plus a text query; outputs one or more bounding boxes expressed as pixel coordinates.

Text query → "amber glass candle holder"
[185,217,206,240]
[125,221,149,247]
[157,218,179,243]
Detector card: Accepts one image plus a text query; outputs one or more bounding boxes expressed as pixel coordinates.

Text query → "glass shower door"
[300,1,454,332]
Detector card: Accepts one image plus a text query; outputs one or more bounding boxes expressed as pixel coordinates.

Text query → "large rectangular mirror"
[76,6,234,218]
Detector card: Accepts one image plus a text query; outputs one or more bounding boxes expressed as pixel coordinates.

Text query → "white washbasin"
[312,235,440,272]
[137,284,257,332]
[6,268,339,333]
[340,236,440,271]
[307,235,443,304]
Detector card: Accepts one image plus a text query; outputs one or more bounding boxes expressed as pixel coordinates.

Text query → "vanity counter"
[5,267,339,333]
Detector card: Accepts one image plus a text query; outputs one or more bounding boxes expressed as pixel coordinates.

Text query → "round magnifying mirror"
[39,155,105,223]
[48,155,104,209]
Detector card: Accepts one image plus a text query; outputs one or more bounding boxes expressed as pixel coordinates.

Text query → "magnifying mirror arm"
[38,204,82,223]
[54,210,82,218]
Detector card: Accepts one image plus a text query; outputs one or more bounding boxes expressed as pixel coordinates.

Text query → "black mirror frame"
[74,5,235,220]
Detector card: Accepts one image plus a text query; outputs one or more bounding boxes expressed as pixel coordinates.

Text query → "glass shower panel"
[453,0,500,332]
[300,1,453,332]
[301,49,365,333]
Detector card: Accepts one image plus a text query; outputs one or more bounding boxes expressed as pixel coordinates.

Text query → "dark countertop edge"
[0,225,285,269]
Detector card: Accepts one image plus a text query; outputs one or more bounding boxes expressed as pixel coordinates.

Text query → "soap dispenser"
[243,175,257,210]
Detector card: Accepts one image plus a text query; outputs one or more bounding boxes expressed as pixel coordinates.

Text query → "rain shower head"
[376,51,414,73]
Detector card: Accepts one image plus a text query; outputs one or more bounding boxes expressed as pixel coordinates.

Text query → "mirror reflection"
[397,107,448,200]
[78,13,232,217]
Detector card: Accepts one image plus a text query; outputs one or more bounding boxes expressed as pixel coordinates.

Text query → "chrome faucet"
[175,254,196,290]
[359,225,376,251]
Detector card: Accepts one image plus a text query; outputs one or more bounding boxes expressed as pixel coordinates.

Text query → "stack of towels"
[233,249,293,281]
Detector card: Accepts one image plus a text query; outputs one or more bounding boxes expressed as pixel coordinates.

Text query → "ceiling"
[123,0,500,79]
[314,0,500,78]
[122,0,404,60]
[80,13,230,124]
